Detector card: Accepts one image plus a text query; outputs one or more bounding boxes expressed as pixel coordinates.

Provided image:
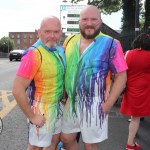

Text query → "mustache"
[85,26,95,29]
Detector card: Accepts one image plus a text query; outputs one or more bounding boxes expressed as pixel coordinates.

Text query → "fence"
[0,52,9,58]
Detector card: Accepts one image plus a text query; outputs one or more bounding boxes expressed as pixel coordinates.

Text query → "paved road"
[0,58,19,118]
[0,58,150,150]
[0,58,19,90]
[0,58,28,150]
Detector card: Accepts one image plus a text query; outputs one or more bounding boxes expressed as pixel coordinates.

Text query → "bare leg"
[61,132,79,150]
[127,116,140,145]
[84,143,98,150]
[43,133,60,150]
[27,144,42,150]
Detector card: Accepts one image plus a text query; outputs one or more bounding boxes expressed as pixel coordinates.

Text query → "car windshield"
[11,50,24,53]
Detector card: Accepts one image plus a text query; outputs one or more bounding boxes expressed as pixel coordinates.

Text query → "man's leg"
[61,132,79,150]
[27,144,42,150]
[43,133,60,150]
[84,143,98,150]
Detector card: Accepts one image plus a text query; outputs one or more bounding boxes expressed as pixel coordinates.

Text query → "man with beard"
[12,16,66,150]
[61,5,127,150]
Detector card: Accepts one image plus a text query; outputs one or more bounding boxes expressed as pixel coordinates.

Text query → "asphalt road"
[0,58,19,90]
[0,58,28,150]
[0,58,150,150]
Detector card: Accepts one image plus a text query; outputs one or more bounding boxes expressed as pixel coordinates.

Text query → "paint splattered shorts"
[28,100,65,147]
[62,96,108,143]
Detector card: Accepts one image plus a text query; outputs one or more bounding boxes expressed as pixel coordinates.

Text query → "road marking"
[0,90,16,119]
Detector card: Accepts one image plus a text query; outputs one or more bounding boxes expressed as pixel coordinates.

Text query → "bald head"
[80,5,101,20]
[40,15,61,29]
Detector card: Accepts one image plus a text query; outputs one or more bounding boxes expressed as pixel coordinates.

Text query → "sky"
[0,0,122,39]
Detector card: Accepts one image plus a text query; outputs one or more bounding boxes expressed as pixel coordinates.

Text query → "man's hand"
[102,100,113,115]
[30,114,46,128]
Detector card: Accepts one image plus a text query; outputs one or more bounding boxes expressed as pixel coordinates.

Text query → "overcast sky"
[0,0,122,39]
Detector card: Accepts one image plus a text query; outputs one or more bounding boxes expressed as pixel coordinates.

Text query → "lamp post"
[135,0,140,37]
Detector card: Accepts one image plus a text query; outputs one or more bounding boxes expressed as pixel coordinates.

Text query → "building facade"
[9,24,121,50]
[9,31,38,50]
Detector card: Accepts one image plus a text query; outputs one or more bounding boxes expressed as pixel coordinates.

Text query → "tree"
[64,0,145,34]
[66,0,122,14]
[144,0,150,30]
[88,0,122,14]
[0,37,14,53]
[121,0,135,34]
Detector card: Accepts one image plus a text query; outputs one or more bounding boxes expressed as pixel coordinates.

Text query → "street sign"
[60,5,85,35]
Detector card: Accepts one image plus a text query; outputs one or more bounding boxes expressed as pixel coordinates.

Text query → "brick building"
[9,31,38,50]
[9,23,121,50]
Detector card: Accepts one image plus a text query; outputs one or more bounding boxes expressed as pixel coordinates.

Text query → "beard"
[80,25,101,39]
[45,42,57,48]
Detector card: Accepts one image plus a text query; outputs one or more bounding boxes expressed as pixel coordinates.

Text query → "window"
[17,39,20,44]
[11,35,14,38]
[17,34,20,38]
[30,34,33,38]
[24,34,27,38]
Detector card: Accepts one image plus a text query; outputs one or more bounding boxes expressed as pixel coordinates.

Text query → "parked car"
[9,49,25,61]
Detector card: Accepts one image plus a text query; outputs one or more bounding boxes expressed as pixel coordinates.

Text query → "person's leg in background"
[126,116,141,149]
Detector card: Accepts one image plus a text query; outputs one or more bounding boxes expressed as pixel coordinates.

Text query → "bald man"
[61,5,127,150]
[12,16,66,150]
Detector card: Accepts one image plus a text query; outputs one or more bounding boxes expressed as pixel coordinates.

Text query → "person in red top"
[120,33,150,150]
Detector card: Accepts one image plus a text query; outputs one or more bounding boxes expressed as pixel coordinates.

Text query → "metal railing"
[0,52,9,58]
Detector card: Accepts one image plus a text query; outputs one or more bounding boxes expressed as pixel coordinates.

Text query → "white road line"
[0,90,16,119]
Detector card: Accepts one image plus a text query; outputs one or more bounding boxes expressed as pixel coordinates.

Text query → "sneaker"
[126,143,141,150]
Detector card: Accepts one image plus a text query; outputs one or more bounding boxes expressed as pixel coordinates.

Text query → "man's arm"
[12,76,45,127]
[102,71,127,114]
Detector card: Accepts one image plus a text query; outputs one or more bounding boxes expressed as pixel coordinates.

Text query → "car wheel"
[10,59,12,61]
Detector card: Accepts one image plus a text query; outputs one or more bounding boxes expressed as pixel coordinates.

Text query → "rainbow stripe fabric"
[63,32,127,125]
[17,39,66,130]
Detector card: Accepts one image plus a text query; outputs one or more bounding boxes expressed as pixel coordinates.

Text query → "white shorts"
[62,97,108,143]
[28,100,65,147]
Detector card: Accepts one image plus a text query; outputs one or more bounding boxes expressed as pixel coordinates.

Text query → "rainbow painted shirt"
[63,32,127,126]
[17,39,66,130]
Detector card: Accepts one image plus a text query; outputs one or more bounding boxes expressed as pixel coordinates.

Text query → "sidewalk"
[78,101,150,150]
